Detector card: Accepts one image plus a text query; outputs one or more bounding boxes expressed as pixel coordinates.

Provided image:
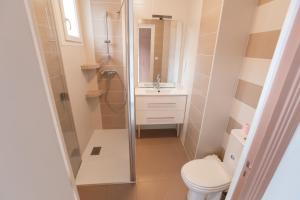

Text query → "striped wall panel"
[246,30,280,59]
[235,80,263,108]
[223,0,290,150]
[184,0,223,159]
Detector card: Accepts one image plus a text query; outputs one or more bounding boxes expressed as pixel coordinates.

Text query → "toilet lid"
[181,159,231,189]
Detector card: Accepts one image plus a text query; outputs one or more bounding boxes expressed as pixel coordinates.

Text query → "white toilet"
[181,129,246,200]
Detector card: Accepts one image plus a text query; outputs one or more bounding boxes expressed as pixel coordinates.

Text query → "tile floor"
[78,130,189,200]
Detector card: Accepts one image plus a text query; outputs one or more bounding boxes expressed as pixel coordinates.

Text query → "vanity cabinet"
[135,93,187,137]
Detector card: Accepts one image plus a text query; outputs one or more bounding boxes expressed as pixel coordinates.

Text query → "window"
[60,0,82,42]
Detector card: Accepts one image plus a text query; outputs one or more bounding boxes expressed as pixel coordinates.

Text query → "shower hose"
[103,72,127,113]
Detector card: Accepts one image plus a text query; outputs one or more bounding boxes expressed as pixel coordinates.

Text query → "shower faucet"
[100,69,117,76]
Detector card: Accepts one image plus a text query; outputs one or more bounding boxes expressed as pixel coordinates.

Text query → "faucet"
[154,74,161,93]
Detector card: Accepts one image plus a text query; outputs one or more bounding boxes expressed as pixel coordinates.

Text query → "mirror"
[137,19,182,87]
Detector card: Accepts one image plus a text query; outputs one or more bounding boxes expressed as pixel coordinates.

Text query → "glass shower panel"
[30,0,81,177]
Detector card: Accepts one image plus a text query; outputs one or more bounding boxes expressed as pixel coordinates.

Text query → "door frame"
[227,1,300,199]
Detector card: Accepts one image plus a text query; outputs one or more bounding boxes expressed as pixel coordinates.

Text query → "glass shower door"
[30,0,81,176]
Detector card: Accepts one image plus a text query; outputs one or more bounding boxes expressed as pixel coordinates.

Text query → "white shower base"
[76,129,131,185]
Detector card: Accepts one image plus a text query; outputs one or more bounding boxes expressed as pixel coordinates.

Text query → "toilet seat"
[181,158,231,193]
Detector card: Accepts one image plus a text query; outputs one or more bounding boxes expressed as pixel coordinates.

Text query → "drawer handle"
[147,117,175,120]
[148,103,176,108]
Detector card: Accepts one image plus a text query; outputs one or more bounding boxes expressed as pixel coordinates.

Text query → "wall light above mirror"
[137,19,182,88]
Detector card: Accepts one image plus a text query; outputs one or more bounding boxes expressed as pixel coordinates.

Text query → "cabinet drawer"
[136,110,185,125]
[136,96,187,110]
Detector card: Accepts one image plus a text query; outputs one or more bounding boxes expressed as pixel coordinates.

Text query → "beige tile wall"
[31,0,81,175]
[91,0,126,129]
[184,0,223,159]
[246,30,281,59]
[258,0,273,5]
[223,0,290,148]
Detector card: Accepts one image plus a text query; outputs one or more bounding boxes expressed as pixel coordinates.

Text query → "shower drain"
[90,146,102,156]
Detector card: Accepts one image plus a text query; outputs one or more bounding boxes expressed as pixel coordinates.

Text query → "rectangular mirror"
[137,19,182,88]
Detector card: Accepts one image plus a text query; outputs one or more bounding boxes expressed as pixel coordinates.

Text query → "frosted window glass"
[62,0,80,38]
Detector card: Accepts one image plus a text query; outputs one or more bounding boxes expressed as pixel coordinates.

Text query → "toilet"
[181,129,246,200]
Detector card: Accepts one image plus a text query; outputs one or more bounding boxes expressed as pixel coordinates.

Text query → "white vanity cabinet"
[135,88,188,137]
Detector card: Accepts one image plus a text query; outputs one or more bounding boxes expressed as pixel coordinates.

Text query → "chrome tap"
[154,74,161,92]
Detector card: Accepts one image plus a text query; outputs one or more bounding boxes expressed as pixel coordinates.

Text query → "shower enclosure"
[29,0,136,184]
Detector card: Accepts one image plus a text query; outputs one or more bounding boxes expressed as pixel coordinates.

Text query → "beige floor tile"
[135,177,187,200]
[78,132,189,200]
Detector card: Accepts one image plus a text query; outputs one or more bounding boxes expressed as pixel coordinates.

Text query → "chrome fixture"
[100,69,117,77]
[152,14,172,20]
[104,11,111,58]
[125,0,136,182]
[154,74,161,92]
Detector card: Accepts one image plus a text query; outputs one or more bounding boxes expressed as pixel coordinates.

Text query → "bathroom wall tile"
[49,76,65,103]
[197,33,217,55]
[245,30,280,59]
[258,0,274,6]
[101,114,126,129]
[226,117,242,134]
[91,0,127,130]
[199,5,222,35]
[91,2,121,20]
[251,0,290,33]
[99,91,126,104]
[93,19,122,37]
[95,51,124,67]
[190,92,206,115]
[44,47,62,77]
[235,79,263,108]
[100,103,125,116]
[188,104,203,131]
[202,0,223,11]
[239,58,270,86]
[195,55,213,76]
[230,98,256,126]
[183,131,194,159]
[99,79,125,91]
[184,123,199,159]
[192,75,210,97]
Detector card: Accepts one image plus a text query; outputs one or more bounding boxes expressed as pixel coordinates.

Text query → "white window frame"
[58,0,82,43]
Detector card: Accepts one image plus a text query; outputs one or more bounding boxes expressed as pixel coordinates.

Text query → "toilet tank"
[223,129,246,177]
